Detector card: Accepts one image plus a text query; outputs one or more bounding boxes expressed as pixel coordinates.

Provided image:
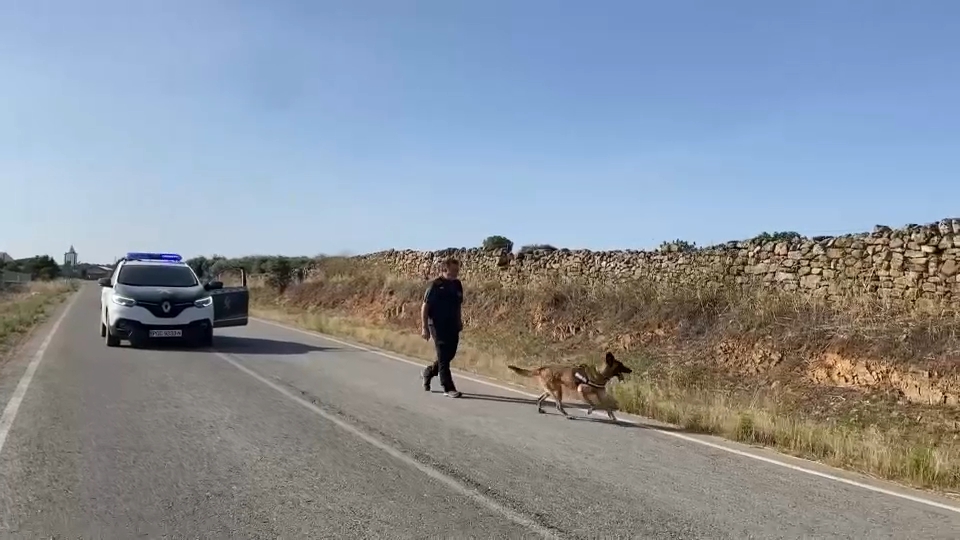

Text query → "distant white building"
[64,245,78,267]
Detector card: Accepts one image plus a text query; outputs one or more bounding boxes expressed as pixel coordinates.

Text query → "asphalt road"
[1,285,959,539]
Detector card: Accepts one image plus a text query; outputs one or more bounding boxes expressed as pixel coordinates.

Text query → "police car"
[98,253,249,348]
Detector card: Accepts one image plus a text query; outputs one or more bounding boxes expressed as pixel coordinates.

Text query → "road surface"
[0,285,958,539]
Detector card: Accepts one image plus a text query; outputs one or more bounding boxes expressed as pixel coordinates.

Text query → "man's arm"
[421,282,437,333]
[456,281,464,332]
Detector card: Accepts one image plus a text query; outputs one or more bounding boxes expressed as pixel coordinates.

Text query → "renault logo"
[161,301,172,314]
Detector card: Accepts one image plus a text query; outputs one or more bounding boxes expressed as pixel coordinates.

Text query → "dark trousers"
[423,329,460,392]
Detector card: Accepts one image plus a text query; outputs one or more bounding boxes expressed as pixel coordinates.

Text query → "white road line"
[0,291,79,457]
[213,351,562,540]
[251,316,960,516]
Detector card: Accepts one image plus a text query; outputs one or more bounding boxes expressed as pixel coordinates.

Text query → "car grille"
[136,300,194,318]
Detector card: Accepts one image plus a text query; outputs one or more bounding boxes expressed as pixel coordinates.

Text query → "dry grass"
[0,280,77,357]
[249,259,960,493]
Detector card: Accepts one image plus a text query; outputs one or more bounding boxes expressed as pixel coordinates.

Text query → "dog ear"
[605,352,616,364]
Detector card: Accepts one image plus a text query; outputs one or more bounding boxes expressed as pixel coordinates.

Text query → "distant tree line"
[185,255,312,294]
[0,255,62,280]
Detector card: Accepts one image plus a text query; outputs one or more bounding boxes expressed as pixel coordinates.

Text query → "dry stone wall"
[317,217,960,309]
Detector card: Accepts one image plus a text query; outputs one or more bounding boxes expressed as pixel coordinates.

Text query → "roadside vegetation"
[0,281,77,359]
[232,252,960,495]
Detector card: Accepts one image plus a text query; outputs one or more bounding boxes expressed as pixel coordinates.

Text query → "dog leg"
[536,392,548,414]
[601,394,619,422]
[576,384,595,416]
[552,389,572,418]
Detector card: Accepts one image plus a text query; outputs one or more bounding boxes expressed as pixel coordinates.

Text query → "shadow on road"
[213,336,338,355]
[460,392,693,432]
[138,336,337,355]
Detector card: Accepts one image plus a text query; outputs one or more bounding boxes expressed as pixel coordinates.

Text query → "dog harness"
[574,369,605,389]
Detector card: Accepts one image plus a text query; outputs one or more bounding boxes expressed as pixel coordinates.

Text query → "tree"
[264,256,293,293]
[482,235,514,252]
[19,255,61,280]
[186,256,208,278]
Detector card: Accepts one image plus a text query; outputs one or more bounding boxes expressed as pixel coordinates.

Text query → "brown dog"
[507,352,632,421]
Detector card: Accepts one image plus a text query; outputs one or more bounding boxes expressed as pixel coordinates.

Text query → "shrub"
[518,244,558,254]
[482,235,514,252]
[658,239,697,253]
[752,231,803,244]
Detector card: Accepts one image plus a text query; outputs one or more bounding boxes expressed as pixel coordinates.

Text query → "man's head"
[441,258,460,279]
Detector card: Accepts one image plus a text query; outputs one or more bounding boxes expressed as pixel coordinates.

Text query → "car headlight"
[194,296,213,308]
[111,295,136,307]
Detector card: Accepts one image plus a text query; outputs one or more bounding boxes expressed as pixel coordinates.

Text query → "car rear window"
[117,265,198,287]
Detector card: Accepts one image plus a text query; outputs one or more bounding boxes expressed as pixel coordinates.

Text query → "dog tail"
[507,365,538,378]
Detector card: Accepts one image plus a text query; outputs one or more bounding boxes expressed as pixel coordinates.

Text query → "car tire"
[100,322,107,337]
[198,328,214,348]
[105,329,120,347]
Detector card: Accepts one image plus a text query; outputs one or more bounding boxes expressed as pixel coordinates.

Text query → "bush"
[518,244,558,254]
[658,239,697,253]
[752,231,803,244]
[481,235,514,252]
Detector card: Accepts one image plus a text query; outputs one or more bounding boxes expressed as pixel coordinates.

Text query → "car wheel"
[100,322,107,337]
[199,328,214,348]
[105,329,120,347]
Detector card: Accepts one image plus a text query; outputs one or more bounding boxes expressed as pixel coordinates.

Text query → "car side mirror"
[205,280,223,291]
[98,278,112,287]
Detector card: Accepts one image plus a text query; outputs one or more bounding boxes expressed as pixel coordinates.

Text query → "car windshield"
[117,265,198,287]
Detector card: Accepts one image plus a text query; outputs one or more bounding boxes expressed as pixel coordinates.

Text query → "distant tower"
[64,245,78,267]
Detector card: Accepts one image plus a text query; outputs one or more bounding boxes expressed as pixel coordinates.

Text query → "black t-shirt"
[424,277,463,335]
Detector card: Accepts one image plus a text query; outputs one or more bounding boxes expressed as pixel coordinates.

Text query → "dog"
[507,352,632,421]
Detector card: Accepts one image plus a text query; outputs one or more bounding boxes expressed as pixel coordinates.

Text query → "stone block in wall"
[941,260,959,277]
[775,271,798,282]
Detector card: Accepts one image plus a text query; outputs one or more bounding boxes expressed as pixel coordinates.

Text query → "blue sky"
[2,1,959,264]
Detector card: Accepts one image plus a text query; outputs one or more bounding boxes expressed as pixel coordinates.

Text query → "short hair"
[442,258,460,270]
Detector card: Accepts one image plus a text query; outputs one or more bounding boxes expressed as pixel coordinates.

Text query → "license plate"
[148,329,182,338]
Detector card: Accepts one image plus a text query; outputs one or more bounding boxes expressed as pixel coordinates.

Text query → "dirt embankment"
[247,260,960,491]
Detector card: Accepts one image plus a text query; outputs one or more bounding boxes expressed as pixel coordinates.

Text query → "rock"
[941,260,959,278]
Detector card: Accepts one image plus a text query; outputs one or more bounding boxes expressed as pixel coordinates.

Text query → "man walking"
[420,258,464,398]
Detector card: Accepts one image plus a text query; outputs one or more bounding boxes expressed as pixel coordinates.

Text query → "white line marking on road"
[214,351,563,539]
[252,316,960,516]
[0,291,79,457]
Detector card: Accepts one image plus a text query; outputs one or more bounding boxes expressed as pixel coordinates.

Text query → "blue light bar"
[126,252,183,262]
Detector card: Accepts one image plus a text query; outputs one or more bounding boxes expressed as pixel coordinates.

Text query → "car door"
[211,285,249,328]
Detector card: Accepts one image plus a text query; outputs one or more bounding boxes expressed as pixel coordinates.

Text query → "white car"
[99,253,248,348]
